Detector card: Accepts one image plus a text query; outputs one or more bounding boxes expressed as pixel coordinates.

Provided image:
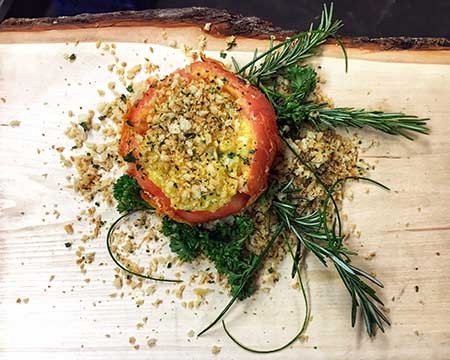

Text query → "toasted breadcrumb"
[147,338,157,348]
[64,224,74,235]
[211,345,221,355]
[126,64,142,80]
[8,120,21,127]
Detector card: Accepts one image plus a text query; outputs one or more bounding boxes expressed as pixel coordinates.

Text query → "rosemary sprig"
[272,178,391,337]
[261,72,430,140]
[303,103,429,140]
[235,3,345,84]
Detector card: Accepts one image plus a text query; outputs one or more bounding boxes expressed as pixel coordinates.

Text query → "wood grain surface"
[0,8,449,360]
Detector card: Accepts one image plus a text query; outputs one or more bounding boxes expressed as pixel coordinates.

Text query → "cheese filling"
[137,71,256,212]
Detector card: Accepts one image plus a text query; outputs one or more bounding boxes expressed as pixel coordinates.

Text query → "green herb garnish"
[272,177,391,337]
[123,151,137,163]
[79,121,89,132]
[233,4,344,84]
[261,69,429,139]
[162,215,257,299]
[112,175,151,213]
[235,4,429,139]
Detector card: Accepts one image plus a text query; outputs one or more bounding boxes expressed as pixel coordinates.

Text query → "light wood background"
[1,12,450,360]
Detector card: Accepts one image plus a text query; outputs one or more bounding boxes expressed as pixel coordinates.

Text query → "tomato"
[120,59,279,224]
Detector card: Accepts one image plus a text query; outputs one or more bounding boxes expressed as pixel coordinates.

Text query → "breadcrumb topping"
[136,71,256,211]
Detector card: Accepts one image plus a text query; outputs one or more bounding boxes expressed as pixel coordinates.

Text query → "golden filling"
[137,72,256,212]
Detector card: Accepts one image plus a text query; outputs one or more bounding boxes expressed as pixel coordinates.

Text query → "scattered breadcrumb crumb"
[193,288,213,299]
[211,345,221,355]
[64,53,77,62]
[113,276,123,289]
[8,120,21,127]
[147,338,157,348]
[225,35,237,50]
[126,64,142,80]
[299,335,309,343]
[64,224,74,235]
[175,284,186,299]
[129,336,136,345]
[197,35,207,51]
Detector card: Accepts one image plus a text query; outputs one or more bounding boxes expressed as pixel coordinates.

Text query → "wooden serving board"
[1,8,449,360]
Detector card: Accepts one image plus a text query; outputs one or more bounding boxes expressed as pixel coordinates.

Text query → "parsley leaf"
[284,65,317,102]
[162,215,257,299]
[162,217,202,262]
[112,175,151,213]
[123,151,137,163]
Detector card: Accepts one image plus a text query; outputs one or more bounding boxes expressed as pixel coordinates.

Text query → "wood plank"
[0,8,449,360]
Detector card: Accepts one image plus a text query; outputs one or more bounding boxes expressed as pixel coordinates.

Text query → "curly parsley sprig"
[162,215,258,300]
